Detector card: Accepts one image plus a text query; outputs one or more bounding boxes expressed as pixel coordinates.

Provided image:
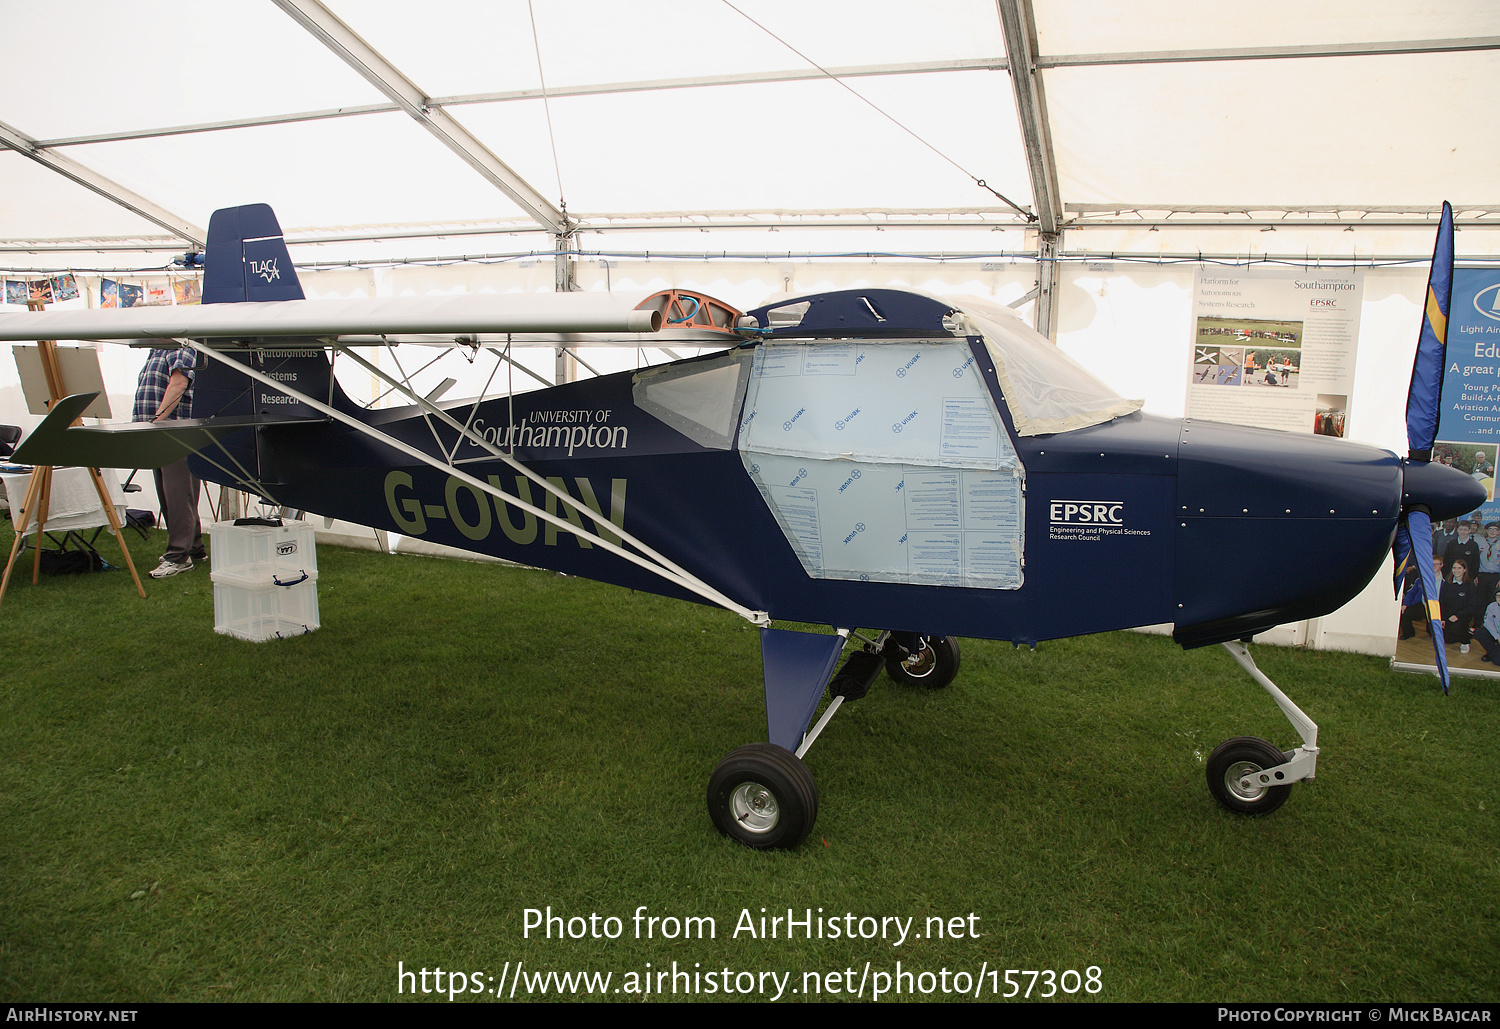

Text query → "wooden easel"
[0,299,146,610]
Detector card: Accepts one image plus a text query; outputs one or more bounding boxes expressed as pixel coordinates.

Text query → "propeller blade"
[1394,517,1415,598]
[1405,202,1454,461]
[1402,509,1451,694]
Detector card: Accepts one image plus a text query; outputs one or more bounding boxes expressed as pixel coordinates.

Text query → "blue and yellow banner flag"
[1406,202,1454,459]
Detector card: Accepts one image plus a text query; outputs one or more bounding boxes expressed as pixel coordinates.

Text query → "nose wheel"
[1206,736,1293,814]
[1207,642,1320,816]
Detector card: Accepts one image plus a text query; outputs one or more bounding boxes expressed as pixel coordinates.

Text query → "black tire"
[706,743,818,849]
[1206,736,1293,815]
[884,635,961,689]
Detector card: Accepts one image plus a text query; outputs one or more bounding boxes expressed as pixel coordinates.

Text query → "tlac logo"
[1473,283,1500,323]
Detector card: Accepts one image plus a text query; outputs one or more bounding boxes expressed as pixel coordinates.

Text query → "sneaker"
[148,557,193,579]
[1460,643,1470,654]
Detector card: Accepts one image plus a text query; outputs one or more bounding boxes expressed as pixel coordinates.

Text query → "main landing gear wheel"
[707,743,819,850]
[884,635,961,689]
[1206,736,1293,815]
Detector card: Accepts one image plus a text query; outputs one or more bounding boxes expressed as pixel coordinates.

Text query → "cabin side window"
[737,340,1025,589]
[631,350,752,450]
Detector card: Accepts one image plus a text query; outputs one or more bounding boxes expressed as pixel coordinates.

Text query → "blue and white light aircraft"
[1,203,1478,849]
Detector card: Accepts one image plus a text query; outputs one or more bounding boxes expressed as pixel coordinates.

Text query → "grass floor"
[1,522,1496,1003]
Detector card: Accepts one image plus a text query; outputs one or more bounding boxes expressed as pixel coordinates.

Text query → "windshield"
[950,296,1143,436]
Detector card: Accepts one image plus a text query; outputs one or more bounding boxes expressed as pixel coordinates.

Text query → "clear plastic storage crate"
[208,519,318,580]
[212,570,320,641]
[209,520,320,641]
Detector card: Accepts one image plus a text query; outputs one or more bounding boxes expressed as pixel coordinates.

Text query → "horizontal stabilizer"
[0,293,665,343]
[12,393,266,470]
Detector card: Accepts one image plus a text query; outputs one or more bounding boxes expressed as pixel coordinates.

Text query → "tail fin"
[203,203,305,304]
[10,205,329,490]
[192,204,333,495]
[195,202,330,423]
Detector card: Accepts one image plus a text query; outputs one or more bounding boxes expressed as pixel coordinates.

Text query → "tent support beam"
[272,0,569,235]
[997,0,1061,237]
[1035,233,1059,340]
[32,59,1011,150]
[1042,37,1500,69]
[554,228,578,383]
[0,120,206,247]
[997,0,1063,338]
[28,39,1500,152]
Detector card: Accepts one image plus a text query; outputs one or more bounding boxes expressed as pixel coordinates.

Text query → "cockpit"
[632,288,1144,591]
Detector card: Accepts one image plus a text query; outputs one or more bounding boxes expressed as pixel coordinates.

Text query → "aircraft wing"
[332,327,743,348]
[0,292,665,343]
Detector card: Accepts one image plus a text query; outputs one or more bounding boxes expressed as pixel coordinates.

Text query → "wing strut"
[181,340,769,627]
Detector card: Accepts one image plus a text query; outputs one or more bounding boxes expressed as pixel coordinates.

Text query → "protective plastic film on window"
[950,295,1143,437]
[632,350,751,450]
[738,341,1016,469]
[739,340,1024,589]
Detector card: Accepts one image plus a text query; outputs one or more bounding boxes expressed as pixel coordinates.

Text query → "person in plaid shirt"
[133,343,204,578]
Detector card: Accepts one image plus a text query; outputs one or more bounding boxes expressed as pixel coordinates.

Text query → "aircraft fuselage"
[203,337,1409,650]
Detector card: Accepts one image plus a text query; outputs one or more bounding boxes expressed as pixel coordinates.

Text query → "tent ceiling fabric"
[1,0,1497,267]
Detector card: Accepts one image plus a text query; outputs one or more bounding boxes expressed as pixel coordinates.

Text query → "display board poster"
[1395,268,1500,676]
[1187,267,1363,438]
[1438,268,1500,524]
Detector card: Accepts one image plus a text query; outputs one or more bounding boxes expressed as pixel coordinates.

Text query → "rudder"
[202,203,306,305]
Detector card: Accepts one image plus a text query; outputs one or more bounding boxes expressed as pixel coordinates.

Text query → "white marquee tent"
[3,0,1497,652]
[5,2,1497,270]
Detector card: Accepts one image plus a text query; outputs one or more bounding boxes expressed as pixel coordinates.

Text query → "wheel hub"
[1225,760,1268,802]
[902,643,935,676]
[729,781,780,833]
